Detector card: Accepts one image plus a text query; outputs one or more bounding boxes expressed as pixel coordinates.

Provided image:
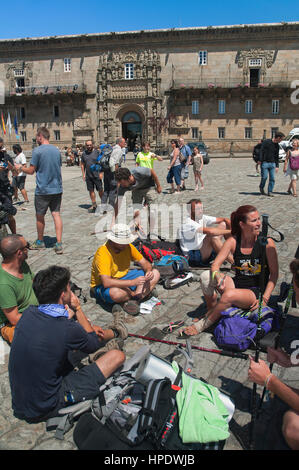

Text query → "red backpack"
[134,238,182,263]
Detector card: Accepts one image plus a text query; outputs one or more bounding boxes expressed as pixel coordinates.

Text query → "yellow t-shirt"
[136,151,156,169]
[90,242,143,288]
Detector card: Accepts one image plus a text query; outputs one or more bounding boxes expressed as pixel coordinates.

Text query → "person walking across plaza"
[259,132,285,197]
[101,137,126,213]
[166,139,182,193]
[81,140,103,213]
[284,138,299,197]
[178,137,192,191]
[20,127,64,254]
[135,141,163,169]
[12,144,29,205]
[192,146,204,191]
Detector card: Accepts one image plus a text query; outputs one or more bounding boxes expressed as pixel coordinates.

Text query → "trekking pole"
[249,214,269,450]
[257,282,294,415]
[128,333,249,360]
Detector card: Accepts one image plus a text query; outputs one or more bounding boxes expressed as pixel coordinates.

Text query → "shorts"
[199,270,259,298]
[12,176,26,190]
[35,193,62,215]
[279,314,299,355]
[181,163,189,180]
[86,175,103,192]
[188,250,216,267]
[94,269,145,304]
[167,165,181,186]
[132,187,157,206]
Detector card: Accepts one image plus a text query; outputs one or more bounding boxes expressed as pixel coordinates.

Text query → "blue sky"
[1,0,299,39]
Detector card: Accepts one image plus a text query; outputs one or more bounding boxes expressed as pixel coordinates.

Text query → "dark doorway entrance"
[122,112,142,151]
[250,69,260,88]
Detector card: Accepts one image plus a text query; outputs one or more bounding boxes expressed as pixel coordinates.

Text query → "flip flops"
[162,320,185,334]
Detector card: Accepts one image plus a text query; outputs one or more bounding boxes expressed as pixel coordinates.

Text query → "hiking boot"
[30,239,45,250]
[54,242,63,254]
[109,305,128,339]
[89,337,124,362]
[123,300,140,316]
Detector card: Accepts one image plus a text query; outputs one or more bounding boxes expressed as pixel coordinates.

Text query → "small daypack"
[134,237,182,263]
[153,254,190,278]
[213,306,277,352]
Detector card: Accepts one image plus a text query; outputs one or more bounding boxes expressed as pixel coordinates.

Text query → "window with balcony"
[54,130,61,141]
[245,100,252,114]
[20,107,26,120]
[218,127,225,139]
[218,100,226,114]
[250,69,260,87]
[64,58,71,72]
[272,100,280,114]
[198,50,207,65]
[53,105,60,119]
[15,77,25,93]
[245,127,252,139]
[192,100,199,115]
[125,63,134,80]
[192,128,198,139]
[20,131,27,142]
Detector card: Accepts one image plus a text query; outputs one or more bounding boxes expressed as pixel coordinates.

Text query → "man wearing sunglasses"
[0,234,38,344]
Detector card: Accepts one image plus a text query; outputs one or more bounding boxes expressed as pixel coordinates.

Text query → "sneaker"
[89,337,124,363]
[30,239,45,250]
[54,242,63,254]
[109,305,128,339]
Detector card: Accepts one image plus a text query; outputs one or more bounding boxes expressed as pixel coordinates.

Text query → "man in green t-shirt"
[0,234,38,344]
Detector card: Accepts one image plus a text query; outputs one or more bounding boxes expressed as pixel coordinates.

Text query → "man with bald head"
[0,234,38,344]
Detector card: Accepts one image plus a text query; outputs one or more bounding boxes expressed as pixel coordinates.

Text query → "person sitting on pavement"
[180,205,278,337]
[177,198,234,268]
[248,258,299,450]
[135,141,163,169]
[8,265,126,423]
[90,224,160,316]
[0,234,38,344]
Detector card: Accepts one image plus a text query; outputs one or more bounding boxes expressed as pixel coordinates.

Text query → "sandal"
[162,320,185,334]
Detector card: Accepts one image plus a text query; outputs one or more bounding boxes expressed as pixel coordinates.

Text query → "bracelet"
[264,373,273,389]
[212,271,219,281]
[75,305,82,312]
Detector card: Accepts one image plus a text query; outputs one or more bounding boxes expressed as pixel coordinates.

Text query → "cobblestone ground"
[0,154,298,450]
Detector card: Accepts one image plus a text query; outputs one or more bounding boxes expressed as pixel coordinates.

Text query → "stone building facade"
[0,22,299,153]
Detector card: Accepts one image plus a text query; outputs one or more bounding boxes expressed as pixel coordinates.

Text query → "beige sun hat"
[106,224,137,245]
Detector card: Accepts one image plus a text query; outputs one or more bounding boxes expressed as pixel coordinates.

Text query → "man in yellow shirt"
[135,142,163,169]
[90,224,160,315]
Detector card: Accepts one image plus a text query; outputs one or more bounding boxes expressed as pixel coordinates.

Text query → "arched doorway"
[122,111,142,151]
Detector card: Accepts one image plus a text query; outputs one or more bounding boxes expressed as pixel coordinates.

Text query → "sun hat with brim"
[107,224,137,245]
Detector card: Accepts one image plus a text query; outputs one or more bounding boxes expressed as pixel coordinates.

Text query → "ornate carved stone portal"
[97,49,163,146]
[236,48,276,84]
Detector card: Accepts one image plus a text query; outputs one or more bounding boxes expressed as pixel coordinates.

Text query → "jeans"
[260,162,276,193]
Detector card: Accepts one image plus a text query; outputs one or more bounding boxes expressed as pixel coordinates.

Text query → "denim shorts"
[95,269,145,304]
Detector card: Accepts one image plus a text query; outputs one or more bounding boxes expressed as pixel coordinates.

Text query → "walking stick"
[128,333,249,360]
[249,214,269,450]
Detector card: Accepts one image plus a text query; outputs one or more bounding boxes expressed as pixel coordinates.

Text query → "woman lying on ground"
[180,204,279,336]
[248,258,299,450]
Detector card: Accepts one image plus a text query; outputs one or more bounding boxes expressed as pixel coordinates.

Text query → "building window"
[15,77,25,93]
[198,50,207,65]
[20,107,26,119]
[271,127,279,138]
[218,100,226,114]
[192,100,199,115]
[272,100,280,114]
[53,105,60,118]
[245,100,252,114]
[64,58,71,72]
[245,127,252,139]
[14,69,25,77]
[218,127,225,139]
[191,128,198,139]
[20,131,27,142]
[249,58,262,67]
[125,63,134,80]
[54,130,61,141]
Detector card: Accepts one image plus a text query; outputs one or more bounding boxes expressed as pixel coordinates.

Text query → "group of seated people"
[0,200,298,449]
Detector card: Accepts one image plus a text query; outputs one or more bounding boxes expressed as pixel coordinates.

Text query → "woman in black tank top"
[181,205,278,337]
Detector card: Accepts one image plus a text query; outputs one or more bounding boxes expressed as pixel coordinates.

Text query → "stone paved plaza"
[0,154,298,451]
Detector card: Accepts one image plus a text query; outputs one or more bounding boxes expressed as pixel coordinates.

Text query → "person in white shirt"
[101,137,126,212]
[12,144,29,204]
[178,199,233,267]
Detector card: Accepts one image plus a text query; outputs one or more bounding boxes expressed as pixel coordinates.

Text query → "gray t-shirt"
[31,145,62,195]
[131,167,154,190]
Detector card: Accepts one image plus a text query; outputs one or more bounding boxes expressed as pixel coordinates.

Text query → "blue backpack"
[213,306,277,352]
[154,255,190,278]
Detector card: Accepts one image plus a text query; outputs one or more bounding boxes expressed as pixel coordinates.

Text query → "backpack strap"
[46,399,92,440]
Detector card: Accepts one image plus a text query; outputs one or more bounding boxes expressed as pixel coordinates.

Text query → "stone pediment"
[236,48,276,69]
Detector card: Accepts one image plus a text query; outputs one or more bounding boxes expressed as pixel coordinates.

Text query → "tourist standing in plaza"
[102,137,126,212]
[166,139,182,193]
[259,132,285,196]
[0,137,17,234]
[20,127,64,254]
[178,137,192,191]
[135,141,163,169]
[192,146,204,191]
[12,144,29,204]
[284,138,299,197]
[81,140,103,213]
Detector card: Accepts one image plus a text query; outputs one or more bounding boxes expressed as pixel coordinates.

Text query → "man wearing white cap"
[90,224,160,315]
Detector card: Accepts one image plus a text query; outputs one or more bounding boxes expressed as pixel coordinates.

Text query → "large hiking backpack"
[133,237,183,263]
[99,144,113,171]
[213,306,279,352]
[153,254,190,278]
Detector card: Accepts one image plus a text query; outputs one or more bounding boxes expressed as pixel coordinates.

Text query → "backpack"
[153,254,190,278]
[213,306,278,352]
[289,154,299,170]
[133,237,182,263]
[98,144,113,171]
